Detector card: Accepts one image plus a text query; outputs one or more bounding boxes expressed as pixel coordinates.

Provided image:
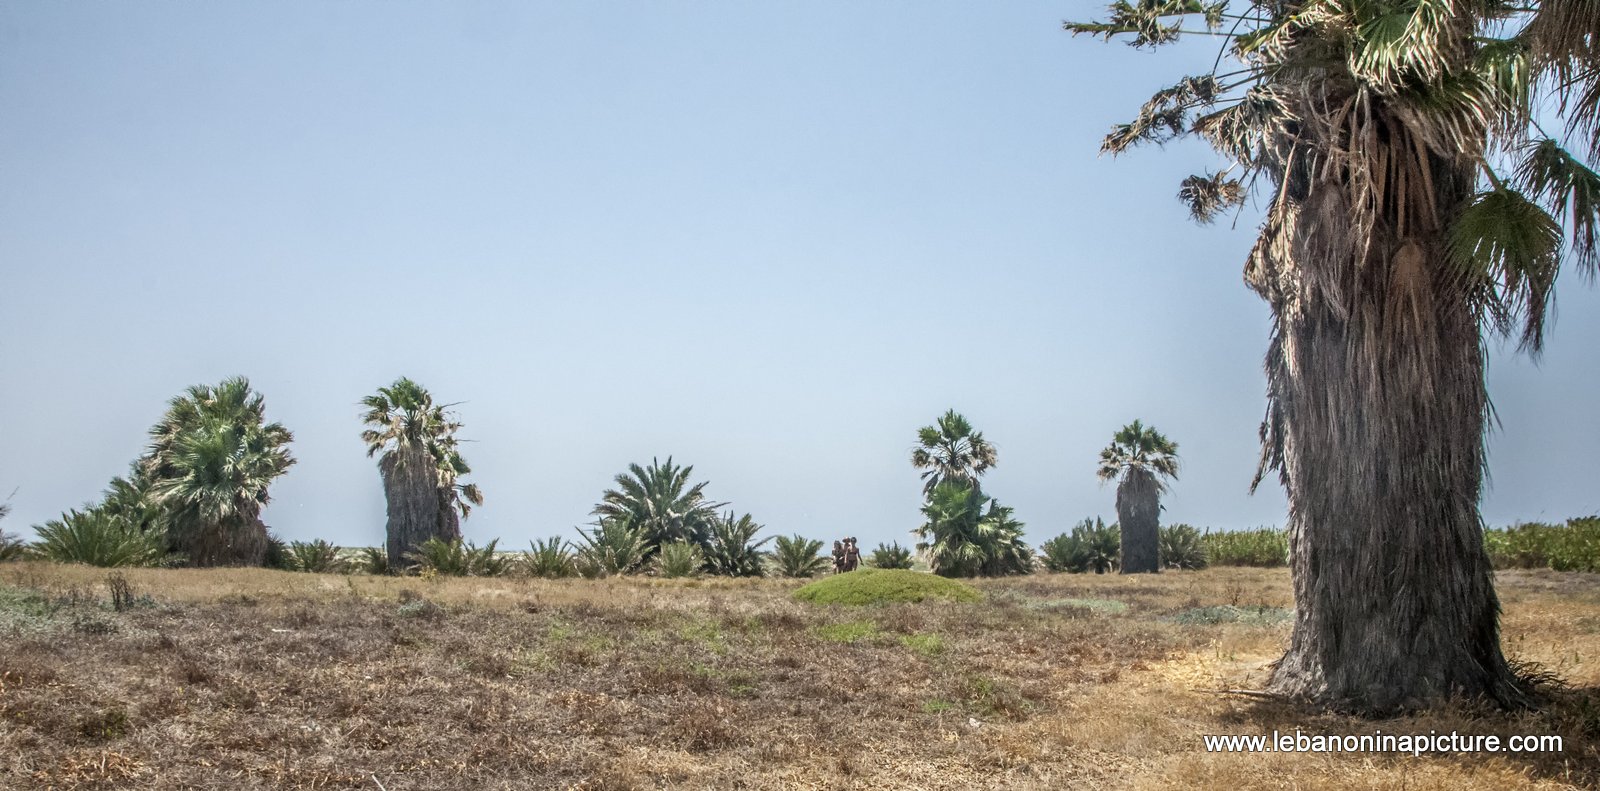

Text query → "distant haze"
[3,2,1596,549]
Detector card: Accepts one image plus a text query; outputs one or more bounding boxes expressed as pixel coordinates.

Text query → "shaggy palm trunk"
[1116,470,1160,574]
[382,446,447,568]
[1252,113,1522,712]
[182,513,268,567]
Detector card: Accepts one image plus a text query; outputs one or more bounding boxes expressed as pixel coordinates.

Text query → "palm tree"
[1068,0,1598,710]
[591,458,724,556]
[361,378,484,569]
[1096,421,1179,575]
[704,511,772,577]
[915,481,1033,578]
[142,377,295,566]
[770,534,831,578]
[911,410,998,497]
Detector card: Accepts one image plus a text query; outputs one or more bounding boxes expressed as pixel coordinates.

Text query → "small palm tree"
[0,501,23,562]
[704,512,771,577]
[915,482,1033,577]
[654,540,705,578]
[523,537,575,578]
[361,378,484,569]
[286,540,346,573]
[868,542,915,570]
[592,458,723,556]
[911,410,998,497]
[1159,524,1207,570]
[572,519,649,578]
[1041,517,1121,574]
[33,508,167,568]
[770,534,830,578]
[1097,421,1178,574]
[143,377,295,567]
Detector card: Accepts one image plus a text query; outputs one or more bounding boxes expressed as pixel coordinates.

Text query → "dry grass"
[1,563,1597,790]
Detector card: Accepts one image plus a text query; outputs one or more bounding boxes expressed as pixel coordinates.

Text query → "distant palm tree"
[1097,420,1178,574]
[911,410,997,497]
[592,458,723,556]
[915,481,1033,578]
[143,377,295,566]
[704,511,771,577]
[770,534,830,578]
[361,378,484,569]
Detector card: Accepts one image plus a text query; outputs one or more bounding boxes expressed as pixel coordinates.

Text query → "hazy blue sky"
[3,2,1596,550]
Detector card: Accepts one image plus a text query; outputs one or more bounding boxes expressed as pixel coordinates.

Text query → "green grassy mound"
[793,568,981,606]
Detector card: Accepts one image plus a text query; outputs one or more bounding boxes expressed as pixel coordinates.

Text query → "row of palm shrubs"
[1040,519,1213,573]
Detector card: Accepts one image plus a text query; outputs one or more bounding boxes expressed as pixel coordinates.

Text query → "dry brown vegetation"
[1,563,1597,790]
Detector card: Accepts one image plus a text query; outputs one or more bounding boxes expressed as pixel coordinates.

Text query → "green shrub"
[1484,517,1600,572]
[655,540,705,578]
[703,512,770,577]
[1040,517,1119,573]
[357,546,390,575]
[404,537,507,577]
[573,519,648,578]
[1201,527,1288,567]
[287,539,346,573]
[32,509,167,568]
[1158,523,1208,570]
[793,568,982,606]
[523,537,574,578]
[771,534,830,578]
[0,503,25,562]
[868,542,915,570]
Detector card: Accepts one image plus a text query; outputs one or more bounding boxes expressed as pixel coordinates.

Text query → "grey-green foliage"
[523,537,575,578]
[915,482,1033,578]
[868,541,914,570]
[655,540,705,578]
[403,537,506,577]
[287,539,346,573]
[573,519,648,578]
[770,534,830,578]
[0,502,25,562]
[704,512,770,577]
[32,508,168,568]
[1041,517,1120,574]
[591,458,723,555]
[1158,523,1207,570]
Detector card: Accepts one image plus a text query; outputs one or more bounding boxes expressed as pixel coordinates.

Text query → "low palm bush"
[654,540,705,578]
[404,537,507,576]
[770,534,830,578]
[703,512,770,577]
[868,542,914,569]
[1158,524,1207,570]
[0,531,25,562]
[523,537,574,578]
[1201,527,1288,567]
[1040,517,1119,574]
[915,483,1033,577]
[32,508,167,568]
[357,546,390,575]
[573,519,648,578]
[287,539,346,573]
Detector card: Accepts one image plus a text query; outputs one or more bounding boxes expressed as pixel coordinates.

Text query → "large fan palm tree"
[142,377,295,566]
[361,378,484,568]
[915,481,1033,578]
[911,410,999,497]
[591,457,724,555]
[1096,420,1179,575]
[1069,0,1598,710]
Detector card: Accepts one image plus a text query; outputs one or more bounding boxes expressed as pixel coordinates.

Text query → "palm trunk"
[1117,470,1160,574]
[383,445,443,569]
[1251,121,1523,711]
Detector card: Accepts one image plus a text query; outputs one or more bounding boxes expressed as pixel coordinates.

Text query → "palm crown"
[592,457,724,552]
[1096,420,1179,488]
[361,377,483,517]
[911,410,998,496]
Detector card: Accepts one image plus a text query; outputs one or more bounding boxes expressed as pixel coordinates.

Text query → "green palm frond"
[770,534,830,578]
[1098,420,1180,488]
[592,457,724,555]
[572,519,648,578]
[704,512,771,577]
[911,410,999,497]
[1449,186,1563,350]
[914,482,1033,577]
[523,537,575,579]
[33,508,167,568]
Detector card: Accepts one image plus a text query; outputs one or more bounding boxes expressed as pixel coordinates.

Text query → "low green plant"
[32,508,167,568]
[770,534,830,578]
[655,540,705,578]
[404,537,506,577]
[868,541,914,570]
[1040,517,1119,573]
[1158,523,1207,570]
[1484,517,1600,572]
[703,512,770,577]
[793,568,982,606]
[357,546,390,575]
[1201,527,1288,567]
[0,503,24,562]
[572,519,647,578]
[523,537,574,578]
[263,537,293,570]
[287,539,346,573]
[814,620,880,643]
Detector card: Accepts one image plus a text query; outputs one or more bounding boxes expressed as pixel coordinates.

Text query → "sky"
[2,2,1596,551]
